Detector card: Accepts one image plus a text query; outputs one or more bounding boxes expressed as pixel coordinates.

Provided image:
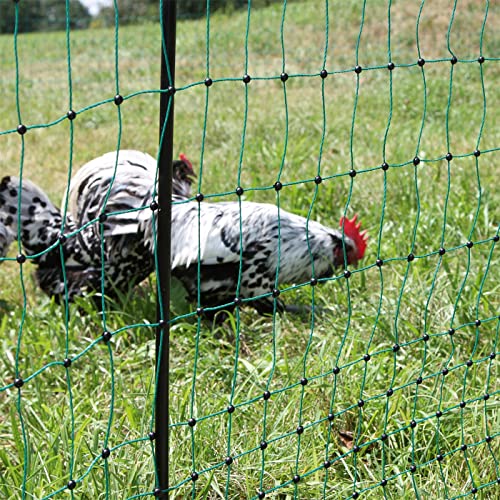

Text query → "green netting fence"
[0,0,499,498]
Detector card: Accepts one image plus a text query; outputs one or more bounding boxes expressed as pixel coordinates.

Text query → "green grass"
[0,0,499,498]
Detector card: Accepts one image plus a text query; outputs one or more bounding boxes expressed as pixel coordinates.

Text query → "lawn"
[0,0,499,498]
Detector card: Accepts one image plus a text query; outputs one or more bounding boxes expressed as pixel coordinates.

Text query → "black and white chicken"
[0,150,194,301]
[167,197,367,316]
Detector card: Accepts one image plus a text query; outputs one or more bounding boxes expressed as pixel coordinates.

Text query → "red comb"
[179,153,193,171]
[339,214,368,259]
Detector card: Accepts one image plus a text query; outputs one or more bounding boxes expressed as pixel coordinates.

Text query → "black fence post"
[156,0,176,496]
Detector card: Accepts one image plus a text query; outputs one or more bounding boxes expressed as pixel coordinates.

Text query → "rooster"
[0,150,194,301]
[166,198,367,317]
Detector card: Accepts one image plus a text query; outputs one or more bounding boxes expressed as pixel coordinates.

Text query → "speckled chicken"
[166,197,367,316]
